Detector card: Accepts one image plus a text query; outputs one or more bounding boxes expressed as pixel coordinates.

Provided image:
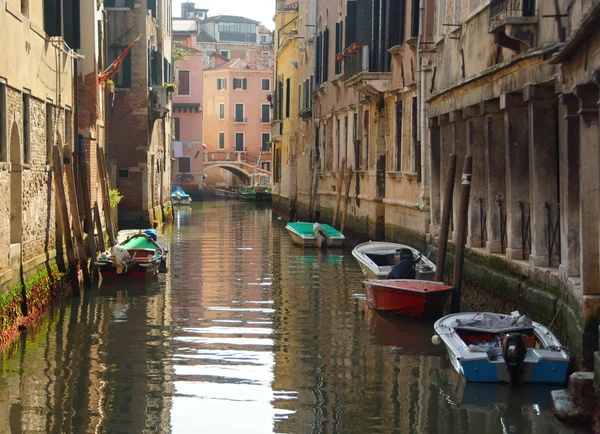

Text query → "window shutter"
[323,27,329,82]
[345,0,357,48]
[315,34,322,85]
[411,0,419,37]
[243,78,247,90]
[335,22,341,75]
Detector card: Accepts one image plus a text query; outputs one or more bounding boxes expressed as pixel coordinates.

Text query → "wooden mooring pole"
[94,202,106,253]
[340,165,353,234]
[435,154,457,282]
[64,151,91,288]
[332,158,346,228]
[79,161,97,279]
[52,146,80,296]
[451,155,473,314]
[97,147,116,246]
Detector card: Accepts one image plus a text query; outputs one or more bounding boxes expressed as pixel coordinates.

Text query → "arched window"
[108,44,132,88]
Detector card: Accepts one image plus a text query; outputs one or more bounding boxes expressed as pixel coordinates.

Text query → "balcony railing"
[490,0,536,21]
[343,46,370,80]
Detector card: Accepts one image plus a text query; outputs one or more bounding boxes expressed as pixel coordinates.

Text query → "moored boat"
[352,241,436,280]
[363,279,452,318]
[238,173,272,202]
[215,187,239,199]
[432,311,570,385]
[96,232,166,279]
[285,222,345,248]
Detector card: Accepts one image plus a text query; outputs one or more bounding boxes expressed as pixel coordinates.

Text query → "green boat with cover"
[285,222,345,248]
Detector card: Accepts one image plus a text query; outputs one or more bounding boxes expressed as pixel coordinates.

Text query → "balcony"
[150,86,170,114]
[489,0,538,52]
[343,45,391,96]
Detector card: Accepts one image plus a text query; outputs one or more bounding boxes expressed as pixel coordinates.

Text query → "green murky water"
[0,201,588,433]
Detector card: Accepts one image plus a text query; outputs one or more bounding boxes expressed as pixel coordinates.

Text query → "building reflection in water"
[0,202,588,434]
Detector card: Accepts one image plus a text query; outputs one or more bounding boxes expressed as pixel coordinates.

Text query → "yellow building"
[0,1,75,283]
[272,1,300,217]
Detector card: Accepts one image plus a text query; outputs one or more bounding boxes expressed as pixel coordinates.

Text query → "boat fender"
[431,335,442,345]
[502,333,528,387]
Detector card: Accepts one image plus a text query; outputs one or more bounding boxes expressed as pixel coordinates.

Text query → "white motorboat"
[351,241,436,280]
[432,311,570,385]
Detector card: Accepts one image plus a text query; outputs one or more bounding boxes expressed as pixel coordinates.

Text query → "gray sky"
[173,0,275,30]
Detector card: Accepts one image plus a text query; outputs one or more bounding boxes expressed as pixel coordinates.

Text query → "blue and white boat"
[432,312,570,385]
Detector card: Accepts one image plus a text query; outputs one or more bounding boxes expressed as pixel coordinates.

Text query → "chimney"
[246,46,257,68]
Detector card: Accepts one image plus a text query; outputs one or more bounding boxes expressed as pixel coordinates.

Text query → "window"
[261,133,270,152]
[262,162,271,171]
[46,103,53,164]
[336,118,340,169]
[438,0,447,39]
[262,51,269,57]
[104,0,133,8]
[411,0,420,37]
[285,78,290,118]
[174,117,180,141]
[217,78,227,90]
[178,70,191,96]
[261,104,270,123]
[344,116,349,167]
[260,35,267,43]
[395,101,403,171]
[219,103,225,120]
[390,0,406,46]
[234,103,245,123]
[108,45,132,87]
[0,82,7,162]
[218,132,225,149]
[235,132,244,152]
[362,110,369,170]
[178,157,191,173]
[118,169,129,178]
[22,93,30,164]
[261,78,270,91]
[220,50,230,59]
[21,0,29,17]
[233,78,247,90]
[65,109,72,150]
[148,0,157,18]
[335,21,343,75]
[412,96,420,176]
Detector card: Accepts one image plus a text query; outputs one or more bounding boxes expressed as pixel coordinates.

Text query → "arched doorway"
[9,122,22,246]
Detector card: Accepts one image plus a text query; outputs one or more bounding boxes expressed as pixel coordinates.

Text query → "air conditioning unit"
[150,86,169,113]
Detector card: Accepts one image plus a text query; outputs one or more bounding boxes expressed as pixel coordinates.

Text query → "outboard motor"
[388,249,417,279]
[502,333,528,387]
[312,223,328,249]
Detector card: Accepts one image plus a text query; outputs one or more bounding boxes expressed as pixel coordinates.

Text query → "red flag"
[99,35,141,84]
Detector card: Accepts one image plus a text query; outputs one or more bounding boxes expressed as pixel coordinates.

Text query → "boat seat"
[127,248,156,259]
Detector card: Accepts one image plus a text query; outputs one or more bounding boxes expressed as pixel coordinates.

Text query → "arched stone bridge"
[203,152,270,180]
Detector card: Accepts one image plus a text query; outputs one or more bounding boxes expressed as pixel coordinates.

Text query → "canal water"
[0,201,589,433]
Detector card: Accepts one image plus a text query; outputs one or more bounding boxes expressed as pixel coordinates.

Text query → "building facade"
[273,0,600,366]
[173,6,274,190]
[106,0,173,228]
[171,44,205,195]
[0,0,76,286]
[203,51,273,187]
[273,0,430,243]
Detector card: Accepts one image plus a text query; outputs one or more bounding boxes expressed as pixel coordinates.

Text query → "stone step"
[551,371,597,425]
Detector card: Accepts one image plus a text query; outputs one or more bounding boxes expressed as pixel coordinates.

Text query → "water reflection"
[0,201,590,433]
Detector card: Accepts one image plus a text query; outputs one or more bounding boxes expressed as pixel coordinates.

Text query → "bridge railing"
[204,151,270,167]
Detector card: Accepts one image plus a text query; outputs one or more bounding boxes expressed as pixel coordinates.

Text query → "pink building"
[172,44,206,194]
[172,6,274,190]
[203,49,273,187]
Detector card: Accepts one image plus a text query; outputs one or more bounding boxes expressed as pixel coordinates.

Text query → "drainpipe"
[417,0,430,202]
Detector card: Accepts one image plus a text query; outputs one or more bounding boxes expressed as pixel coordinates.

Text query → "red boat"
[363,279,453,318]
